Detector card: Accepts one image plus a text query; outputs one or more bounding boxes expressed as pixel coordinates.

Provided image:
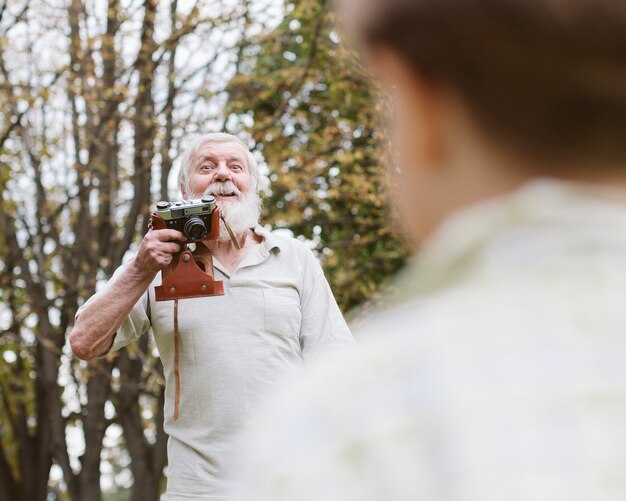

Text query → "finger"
[160,242,182,255]
[140,238,181,261]
[149,229,187,242]
[144,241,181,258]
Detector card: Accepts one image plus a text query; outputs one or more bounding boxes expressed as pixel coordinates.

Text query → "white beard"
[198,181,262,242]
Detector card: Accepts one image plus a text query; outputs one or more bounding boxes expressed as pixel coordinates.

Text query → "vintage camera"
[154,196,218,241]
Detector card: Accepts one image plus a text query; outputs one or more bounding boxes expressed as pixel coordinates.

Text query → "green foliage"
[227,0,408,313]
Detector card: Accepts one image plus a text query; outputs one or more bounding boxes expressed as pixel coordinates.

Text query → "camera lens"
[184,216,208,241]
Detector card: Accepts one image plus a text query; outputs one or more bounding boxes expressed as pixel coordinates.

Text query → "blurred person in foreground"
[230,0,626,500]
[69,133,355,500]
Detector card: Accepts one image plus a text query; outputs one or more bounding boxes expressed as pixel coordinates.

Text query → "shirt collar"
[253,224,282,253]
[390,177,626,305]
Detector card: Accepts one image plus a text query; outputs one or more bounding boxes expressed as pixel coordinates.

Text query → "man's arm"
[69,228,185,360]
[299,251,357,361]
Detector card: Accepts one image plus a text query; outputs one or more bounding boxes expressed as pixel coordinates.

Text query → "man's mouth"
[205,189,240,199]
[205,182,241,200]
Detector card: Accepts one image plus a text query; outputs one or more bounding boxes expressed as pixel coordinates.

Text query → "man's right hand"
[133,229,187,276]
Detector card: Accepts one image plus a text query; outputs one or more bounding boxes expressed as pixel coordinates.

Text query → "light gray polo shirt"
[101,224,355,499]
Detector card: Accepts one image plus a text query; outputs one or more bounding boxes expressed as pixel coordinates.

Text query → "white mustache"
[204,181,241,197]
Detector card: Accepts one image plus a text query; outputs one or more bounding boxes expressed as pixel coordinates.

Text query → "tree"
[226,0,408,313]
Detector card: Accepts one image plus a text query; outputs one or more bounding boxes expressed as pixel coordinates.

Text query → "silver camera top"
[155,196,217,221]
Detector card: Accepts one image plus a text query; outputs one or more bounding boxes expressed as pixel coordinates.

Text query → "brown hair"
[340,0,626,165]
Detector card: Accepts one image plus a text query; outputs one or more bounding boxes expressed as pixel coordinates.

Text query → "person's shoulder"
[345,276,541,372]
[355,280,507,341]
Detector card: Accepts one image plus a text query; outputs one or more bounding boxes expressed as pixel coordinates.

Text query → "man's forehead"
[193,141,249,161]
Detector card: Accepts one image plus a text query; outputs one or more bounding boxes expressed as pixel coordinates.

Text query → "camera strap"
[220,213,241,250]
[173,299,181,420]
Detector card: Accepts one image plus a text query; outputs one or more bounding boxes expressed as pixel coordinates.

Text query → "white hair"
[177,133,259,197]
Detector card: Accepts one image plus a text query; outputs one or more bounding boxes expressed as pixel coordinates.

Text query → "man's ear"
[409,74,444,167]
[371,47,445,168]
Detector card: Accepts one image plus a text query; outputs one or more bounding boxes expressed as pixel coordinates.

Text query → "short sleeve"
[298,250,356,361]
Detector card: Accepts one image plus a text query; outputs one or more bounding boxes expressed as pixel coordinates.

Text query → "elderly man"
[69,132,355,500]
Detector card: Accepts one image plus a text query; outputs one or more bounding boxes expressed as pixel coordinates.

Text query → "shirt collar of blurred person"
[386,177,626,308]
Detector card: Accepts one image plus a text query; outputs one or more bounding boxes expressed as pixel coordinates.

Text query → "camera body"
[153,196,219,241]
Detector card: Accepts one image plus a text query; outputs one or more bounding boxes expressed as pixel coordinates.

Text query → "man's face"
[184,140,262,238]
[186,140,254,200]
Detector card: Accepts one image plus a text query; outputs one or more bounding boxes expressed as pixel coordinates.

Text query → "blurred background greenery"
[0,0,407,499]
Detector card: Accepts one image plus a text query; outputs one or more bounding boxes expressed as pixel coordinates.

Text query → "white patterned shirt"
[231,179,626,501]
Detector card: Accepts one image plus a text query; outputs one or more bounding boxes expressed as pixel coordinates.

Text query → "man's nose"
[214,162,231,181]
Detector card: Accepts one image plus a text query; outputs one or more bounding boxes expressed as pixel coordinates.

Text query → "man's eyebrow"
[193,154,213,166]
[193,153,247,166]
[227,155,247,165]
